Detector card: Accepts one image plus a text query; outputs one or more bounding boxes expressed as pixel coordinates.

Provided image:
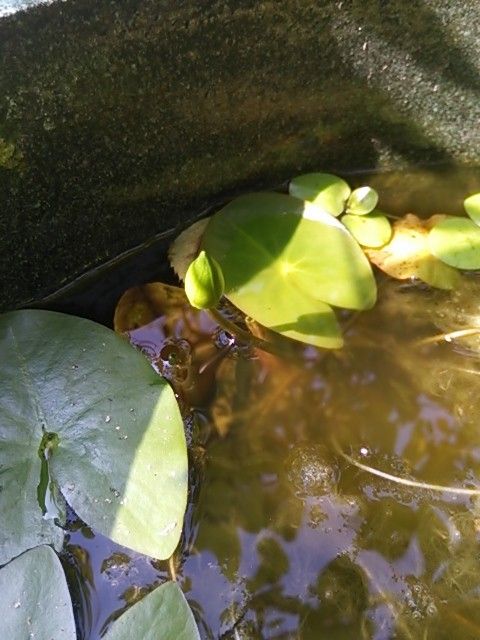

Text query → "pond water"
[38,168,480,639]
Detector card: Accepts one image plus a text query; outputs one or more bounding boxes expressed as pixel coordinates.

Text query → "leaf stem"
[207,306,286,358]
[415,327,480,347]
[332,436,480,496]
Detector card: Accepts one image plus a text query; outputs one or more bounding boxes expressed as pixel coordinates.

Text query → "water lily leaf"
[0,546,76,640]
[201,193,377,349]
[346,186,379,215]
[0,310,187,564]
[464,192,480,227]
[289,172,351,216]
[366,214,460,290]
[342,211,392,248]
[103,581,200,640]
[429,217,480,270]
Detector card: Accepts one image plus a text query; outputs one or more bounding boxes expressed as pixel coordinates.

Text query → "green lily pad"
[202,193,377,349]
[346,186,379,215]
[103,581,200,640]
[0,310,187,564]
[464,192,480,227]
[289,172,351,216]
[342,211,392,248]
[428,217,480,270]
[0,546,76,640]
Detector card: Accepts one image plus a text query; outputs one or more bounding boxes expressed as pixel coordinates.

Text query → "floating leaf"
[366,214,460,290]
[0,546,76,640]
[346,186,379,215]
[429,217,480,270]
[184,250,225,309]
[464,192,480,227]
[0,310,187,563]
[342,211,392,248]
[289,172,351,216]
[202,193,377,349]
[103,581,200,640]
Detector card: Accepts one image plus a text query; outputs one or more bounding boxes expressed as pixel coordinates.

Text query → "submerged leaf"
[201,192,377,349]
[0,546,76,640]
[464,192,480,227]
[346,186,379,215]
[103,581,200,640]
[428,217,480,270]
[0,310,187,563]
[366,214,460,290]
[114,282,189,333]
[342,211,392,248]
[289,172,351,216]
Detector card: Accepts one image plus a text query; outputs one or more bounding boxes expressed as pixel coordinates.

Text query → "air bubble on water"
[360,447,370,457]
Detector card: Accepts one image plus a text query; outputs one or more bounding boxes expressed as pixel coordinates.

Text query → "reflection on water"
[60,274,480,640]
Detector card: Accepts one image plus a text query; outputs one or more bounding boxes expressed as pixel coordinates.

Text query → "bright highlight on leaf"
[463,192,480,227]
[289,172,351,216]
[201,192,377,349]
[346,186,379,215]
[185,250,225,309]
[366,214,460,290]
[428,217,480,270]
[342,211,392,248]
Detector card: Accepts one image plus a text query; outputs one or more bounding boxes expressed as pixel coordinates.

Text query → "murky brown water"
[42,167,480,639]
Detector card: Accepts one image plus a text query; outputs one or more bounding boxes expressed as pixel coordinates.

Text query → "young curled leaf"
[463,192,480,227]
[185,250,225,309]
[346,186,379,215]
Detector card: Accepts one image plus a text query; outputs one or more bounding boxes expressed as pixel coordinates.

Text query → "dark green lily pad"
[0,546,76,640]
[342,211,392,247]
[103,581,200,640]
[289,172,351,216]
[202,193,377,349]
[0,310,187,564]
[428,217,480,270]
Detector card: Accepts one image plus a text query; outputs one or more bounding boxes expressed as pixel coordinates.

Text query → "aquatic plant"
[0,310,200,638]
[2,171,480,638]
[171,174,480,351]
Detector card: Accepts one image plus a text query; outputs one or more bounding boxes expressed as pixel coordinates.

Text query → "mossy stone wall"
[1,0,480,309]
